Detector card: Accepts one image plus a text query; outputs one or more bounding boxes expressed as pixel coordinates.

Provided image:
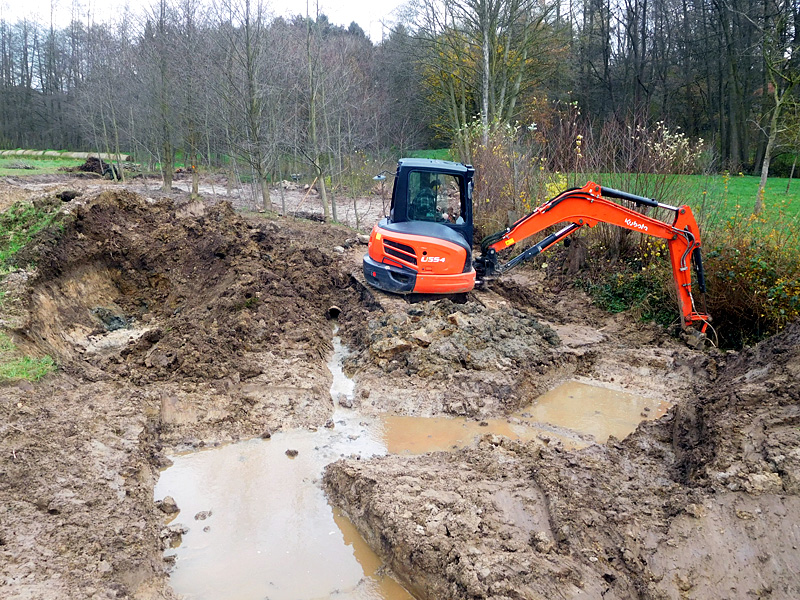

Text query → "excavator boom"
[475,182,710,330]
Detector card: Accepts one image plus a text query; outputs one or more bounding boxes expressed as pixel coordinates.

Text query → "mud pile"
[340,294,570,418]
[10,190,369,441]
[0,188,364,599]
[324,323,800,599]
[2,180,797,600]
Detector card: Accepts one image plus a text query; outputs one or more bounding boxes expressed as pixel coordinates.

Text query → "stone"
[157,496,179,515]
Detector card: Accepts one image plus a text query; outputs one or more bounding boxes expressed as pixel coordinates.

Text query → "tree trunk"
[481,0,490,146]
[307,3,330,221]
[786,154,797,194]
[260,176,270,212]
[755,87,783,214]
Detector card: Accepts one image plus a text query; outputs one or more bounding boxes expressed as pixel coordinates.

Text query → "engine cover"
[363,220,476,295]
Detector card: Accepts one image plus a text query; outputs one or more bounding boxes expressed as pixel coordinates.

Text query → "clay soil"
[1,174,798,599]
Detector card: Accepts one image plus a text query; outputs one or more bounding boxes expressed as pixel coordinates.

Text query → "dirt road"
[0,175,797,599]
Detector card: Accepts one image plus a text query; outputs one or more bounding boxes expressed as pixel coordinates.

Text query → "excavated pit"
[153,328,668,600]
[324,323,800,600]
[0,180,797,600]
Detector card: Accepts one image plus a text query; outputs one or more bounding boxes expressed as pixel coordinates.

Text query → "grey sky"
[0,0,408,42]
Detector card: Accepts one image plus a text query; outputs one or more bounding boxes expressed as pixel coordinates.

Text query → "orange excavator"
[363,158,710,331]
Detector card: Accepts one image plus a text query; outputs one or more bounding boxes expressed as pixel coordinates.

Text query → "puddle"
[155,330,410,600]
[381,415,585,452]
[155,330,669,599]
[380,381,666,453]
[382,415,522,454]
[154,433,406,600]
[516,380,669,443]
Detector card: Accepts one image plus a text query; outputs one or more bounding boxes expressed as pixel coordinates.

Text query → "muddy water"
[382,381,667,454]
[155,331,408,600]
[155,332,668,599]
[517,380,670,443]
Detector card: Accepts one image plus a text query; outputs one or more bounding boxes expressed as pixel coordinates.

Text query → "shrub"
[579,263,676,326]
[578,204,800,348]
[702,210,800,347]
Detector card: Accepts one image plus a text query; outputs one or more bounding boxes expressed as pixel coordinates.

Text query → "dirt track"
[1,175,798,599]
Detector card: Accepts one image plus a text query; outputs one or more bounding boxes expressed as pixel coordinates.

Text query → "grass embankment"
[0,155,85,177]
[0,199,60,382]
[0,331,55,382]
[577,173,800,348]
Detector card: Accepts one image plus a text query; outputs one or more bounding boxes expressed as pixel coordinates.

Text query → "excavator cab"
[388,159,474,244]
[364,158,477,294]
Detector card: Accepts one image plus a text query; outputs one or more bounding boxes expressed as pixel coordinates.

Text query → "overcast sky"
[0,0,409,42]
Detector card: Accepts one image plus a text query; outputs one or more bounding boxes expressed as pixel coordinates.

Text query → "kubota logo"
[421,256,446,263]
[625,218,648,232]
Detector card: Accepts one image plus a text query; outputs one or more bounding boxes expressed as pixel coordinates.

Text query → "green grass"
[579,172,800,223]
[0,332,55,382]
[0,200,62,268]
[0,156,85,177]
[682,174,800,226]
[407,149,454,161]
[0,200,60,381]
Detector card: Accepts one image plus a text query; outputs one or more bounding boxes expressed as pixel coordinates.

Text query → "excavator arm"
[474,182,710,331]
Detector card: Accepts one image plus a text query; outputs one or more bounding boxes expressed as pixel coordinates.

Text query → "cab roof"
[397,158,474,176]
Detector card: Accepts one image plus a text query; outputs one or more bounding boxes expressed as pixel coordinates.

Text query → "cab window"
[407,171,462,223]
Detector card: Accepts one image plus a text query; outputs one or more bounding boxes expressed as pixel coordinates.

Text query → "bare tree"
[754,0,800,213]
[212,0,279,211]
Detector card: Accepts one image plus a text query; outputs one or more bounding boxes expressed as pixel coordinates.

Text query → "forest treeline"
[1,0,799,208]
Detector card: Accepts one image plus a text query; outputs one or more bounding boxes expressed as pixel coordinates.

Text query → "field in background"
[2,151,798,222]
[0,155,85,177]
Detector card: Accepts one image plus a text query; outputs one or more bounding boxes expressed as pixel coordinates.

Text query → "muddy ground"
[0,174,798,599]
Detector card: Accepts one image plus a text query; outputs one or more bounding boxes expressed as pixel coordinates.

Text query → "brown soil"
[1,173,797,599]
[325,322,800,599]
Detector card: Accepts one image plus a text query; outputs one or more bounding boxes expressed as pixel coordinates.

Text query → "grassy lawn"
[0,156,85,177]
[683,173,800,225]
[0,331,55,382]
[407,149,454,161]
[576,172,800,226]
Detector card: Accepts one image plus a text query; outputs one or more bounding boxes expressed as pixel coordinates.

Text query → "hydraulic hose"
[692,247,707,293]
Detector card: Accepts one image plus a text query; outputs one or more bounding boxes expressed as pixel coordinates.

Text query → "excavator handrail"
[475,182,710,331]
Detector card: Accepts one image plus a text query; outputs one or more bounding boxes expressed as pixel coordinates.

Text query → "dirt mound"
[15,190,354,383]
[324,322,800,599]
[72,156,119,179]
[339,292,570,417]
[674,322,800,493]
[0,188,366,599]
